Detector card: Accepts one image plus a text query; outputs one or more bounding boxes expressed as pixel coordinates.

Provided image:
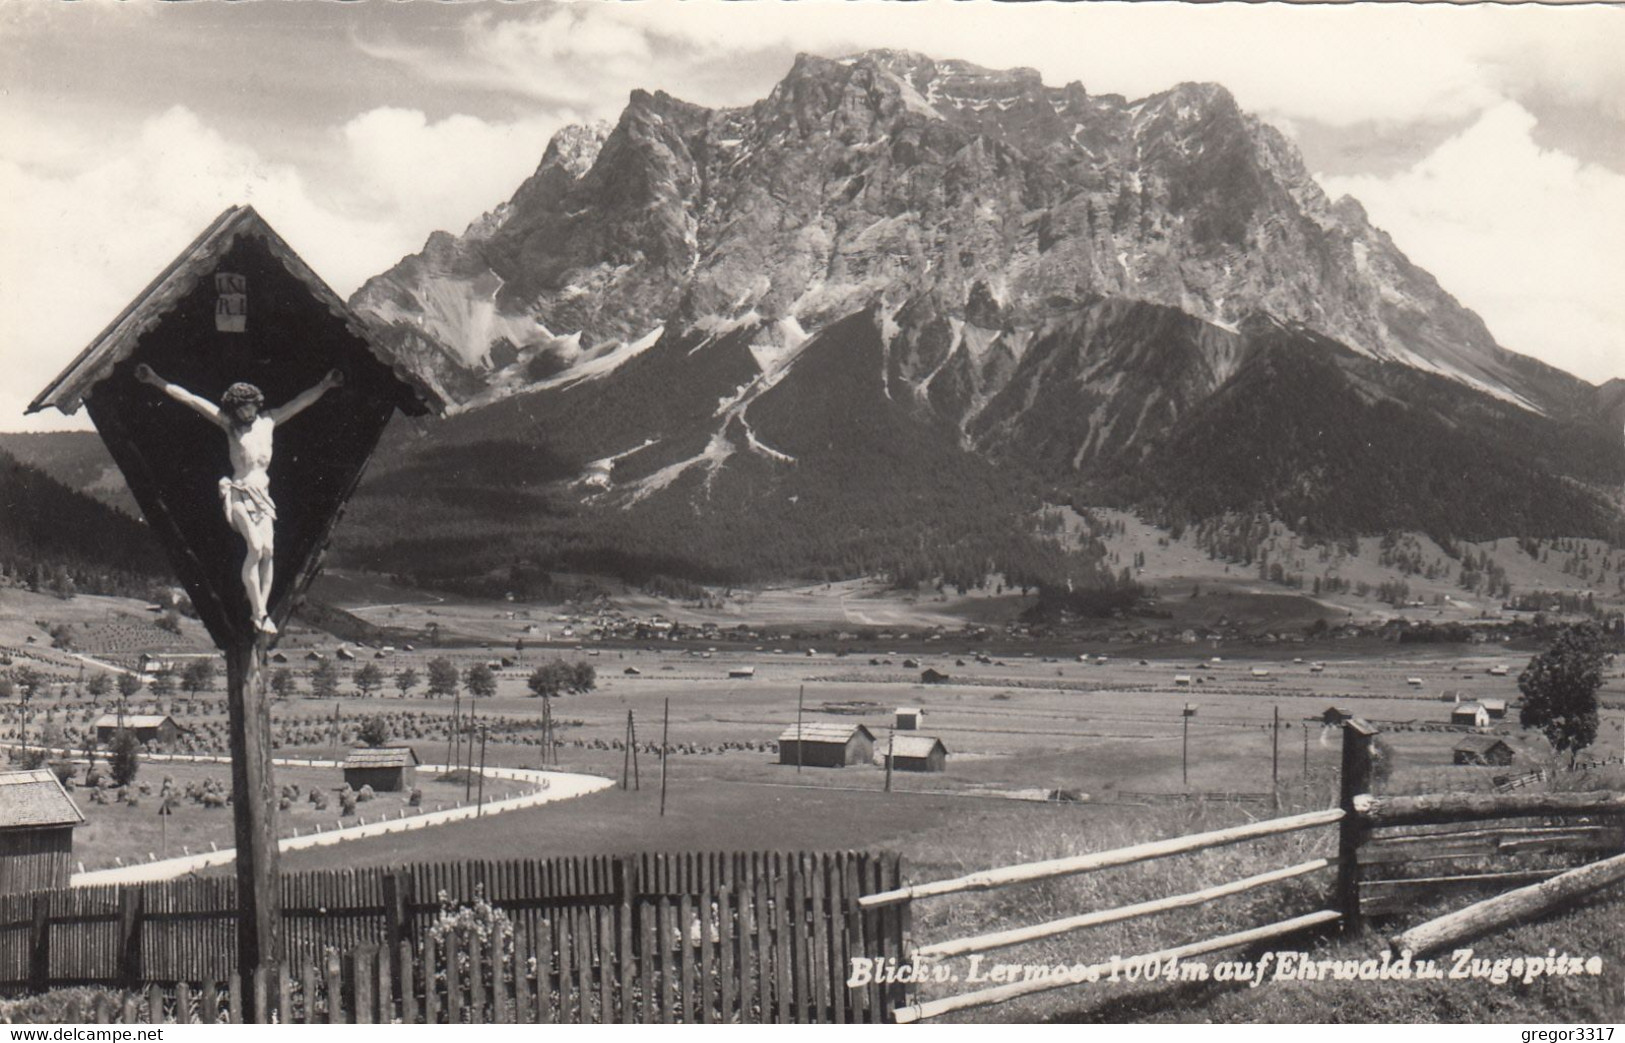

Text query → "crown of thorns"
[221,383,264,410]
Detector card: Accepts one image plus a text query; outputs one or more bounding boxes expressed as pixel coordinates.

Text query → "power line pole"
[796,685,805,774]
[885,730,895,793]
[630,710,640,789]
[444,695,457,771]
[622,710,633,790]
[1182,711,1190,788]
[477,725,487,815]
[465,699,477,801]
[1272,705,1280,787]
[659,698,670,817]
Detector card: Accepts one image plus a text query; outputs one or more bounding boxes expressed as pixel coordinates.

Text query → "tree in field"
[527,659,596,697]
[149,667,176,699]
[353,663,385,698]
[527,661,566,699]
[357,715,391,748]
[15,666,42,702]
[116,671,142,701]
[180,659,216,696]
[310,658,341,700]
[1519,621,1606,767]
[270,668,297,700]
[110,729,141,787]
[0,678,12,701]
[427,658,460,699]
[86,672,112,700]
[464,662,497,698]
[394,667,420,699]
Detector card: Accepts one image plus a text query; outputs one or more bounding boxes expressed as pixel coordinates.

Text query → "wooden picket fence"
[2,850,907,1023]
[871,721,1625,1022]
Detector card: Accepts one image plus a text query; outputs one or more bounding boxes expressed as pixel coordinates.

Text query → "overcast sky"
[3,0,1622,431]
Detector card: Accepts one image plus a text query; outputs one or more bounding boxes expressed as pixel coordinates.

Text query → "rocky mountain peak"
[537,120,613,180]
[351,48,1586,424]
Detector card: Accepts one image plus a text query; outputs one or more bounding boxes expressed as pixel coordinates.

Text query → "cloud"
[0,103,556,431]
[332,107,564,235]
[1322,102,1625,384]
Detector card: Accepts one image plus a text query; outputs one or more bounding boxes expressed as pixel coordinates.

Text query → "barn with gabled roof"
[94,713,182,747]
[342,745,420,792]
[777,722,875,768]
[0,770,86,893]
[886,734,948,773]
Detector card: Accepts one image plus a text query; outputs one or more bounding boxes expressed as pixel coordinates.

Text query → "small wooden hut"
[777,723,875,768]
[94,713,181,747]
[341,745,419,792]
[887,735,948,773]
[0,770,85,894]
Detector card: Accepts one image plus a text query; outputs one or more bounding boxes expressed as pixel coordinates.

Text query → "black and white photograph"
[1,0,1623,1029]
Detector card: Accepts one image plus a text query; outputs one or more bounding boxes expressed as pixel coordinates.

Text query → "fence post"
[616,856,637,1023]
[29,894,49,994]
[1337,719,1377,934]
[117,886,144,990]
[382,871,413,1005]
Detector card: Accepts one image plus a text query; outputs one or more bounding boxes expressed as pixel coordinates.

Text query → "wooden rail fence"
[10,725,1621,1024]
[875,721,1625,1023]
[1,850,906,1023]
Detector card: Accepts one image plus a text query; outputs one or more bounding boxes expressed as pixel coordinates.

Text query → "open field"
[29,760,522,873]
[7,573,1624,1022]
[14,636,1617,861]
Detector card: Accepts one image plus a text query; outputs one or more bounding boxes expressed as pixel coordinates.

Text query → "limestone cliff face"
[351,50,1563,420]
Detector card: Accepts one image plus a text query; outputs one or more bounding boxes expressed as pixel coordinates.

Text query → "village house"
[886,734,948,773]
[1450,702,1491,729]
[895,707,923,731]
[94,713,182,747]
[777,722,875,768]
[0,769,85,893]
[341,746,420,792]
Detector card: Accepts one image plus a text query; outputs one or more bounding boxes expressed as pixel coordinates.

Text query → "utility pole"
[476,726,487,815]
[1182,711,1190,788]
[885,731,895,793]
[659,698,670,817]
[630,711,640,790]
[465,699,477,801]
[796,684,805,774]
[622,711,634,789]
[444,696,457,771]
[1272,706,1280,787]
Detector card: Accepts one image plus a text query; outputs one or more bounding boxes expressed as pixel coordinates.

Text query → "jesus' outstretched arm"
[265,369,344,424]
[134,364,228,429]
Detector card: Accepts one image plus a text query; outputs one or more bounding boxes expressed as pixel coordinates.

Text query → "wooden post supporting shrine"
[226,636,281,1011]
[30,205,447,1021]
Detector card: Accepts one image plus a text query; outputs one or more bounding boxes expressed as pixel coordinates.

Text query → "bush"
[357,715,391,748]
[357,784,375,803]
[408,787,423,807]
[0,985,124,1024]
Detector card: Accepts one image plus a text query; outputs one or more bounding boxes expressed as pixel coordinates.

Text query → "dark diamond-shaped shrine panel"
[85,235,399,648]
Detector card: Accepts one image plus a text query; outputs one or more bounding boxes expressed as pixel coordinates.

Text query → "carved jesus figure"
[135,363,343,635]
